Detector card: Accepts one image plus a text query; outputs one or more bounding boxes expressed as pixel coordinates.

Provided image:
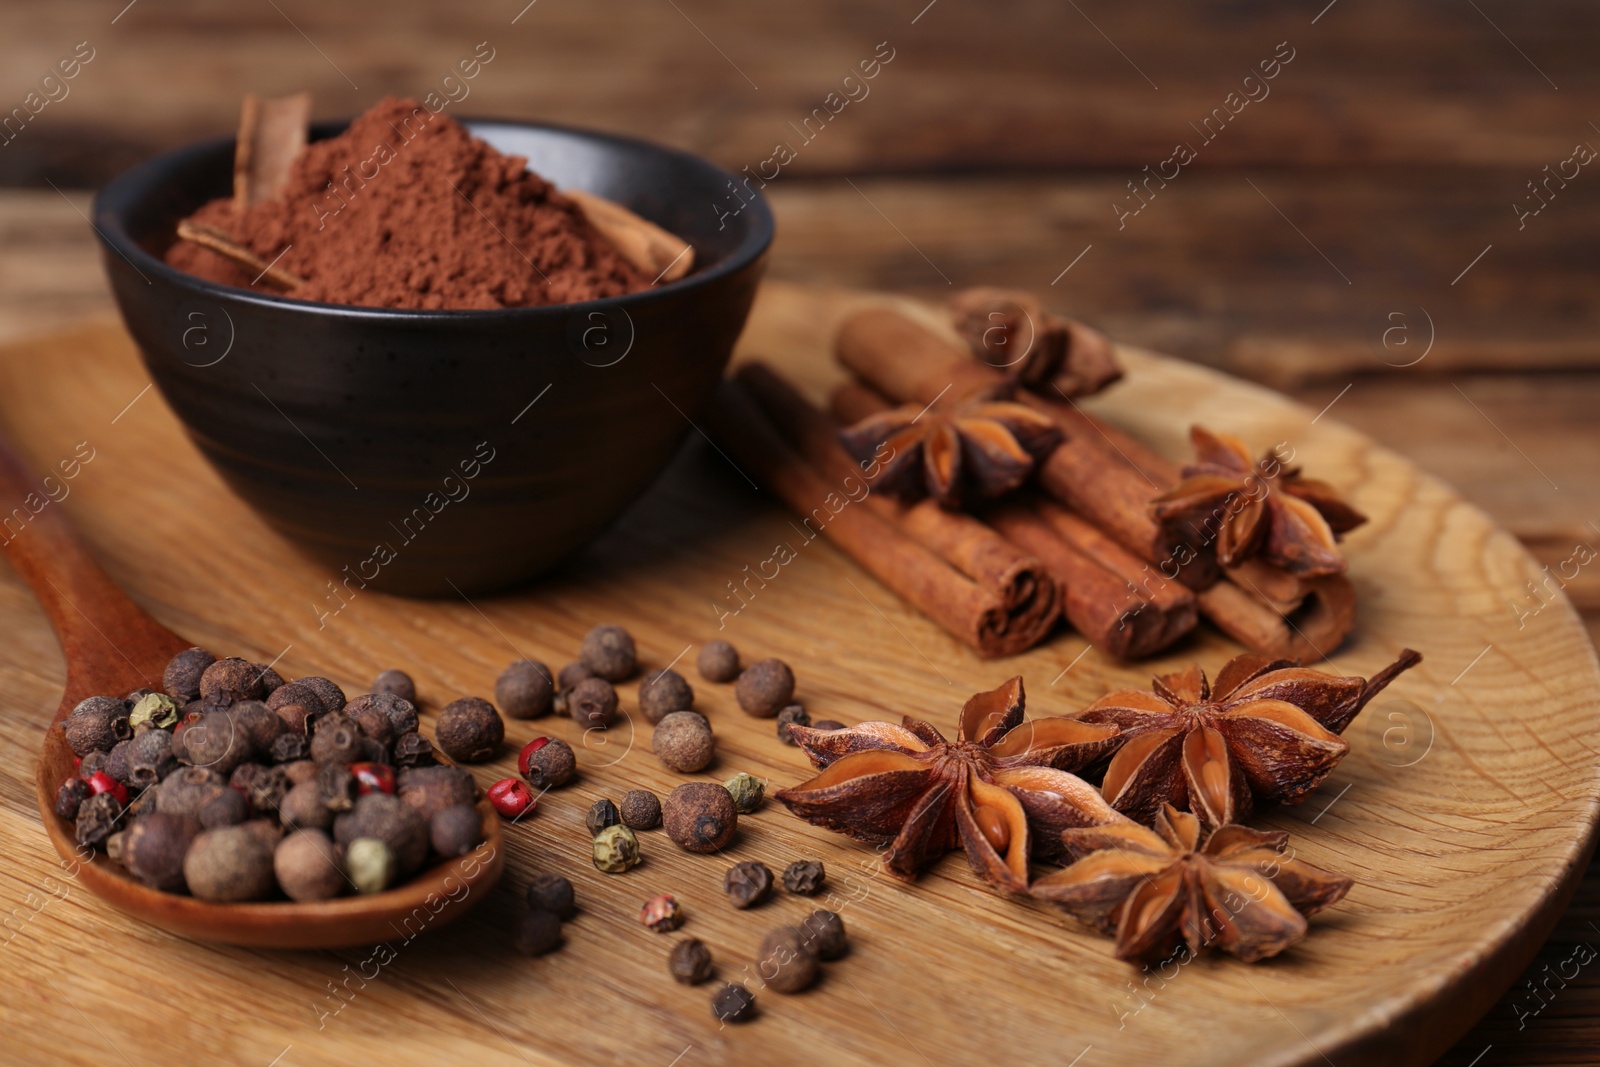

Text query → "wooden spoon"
[0,427,503,948]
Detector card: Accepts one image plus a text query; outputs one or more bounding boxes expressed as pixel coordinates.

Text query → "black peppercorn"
[735,658,794,718]
[316,761,358,813]
[567,677,618,731]
[653,711,714,773]
[54,776,92,820]
[579,623,637,681]
[669,938,715,985]
[724,860,773,909]
[429,804,482,858]
[297,676,347,714]
[711,983,756,1024]
[496,659,554,720]
[586,797,620,835]
[268,732,311,764]
[434,696,504,763]
[243,764,291,812]
[757,926,819,993]
[525,872,577,918]
[696,640,740,683]
[513,909,563,956]
[391,731,435,768]
[812,719,846,732]
[619,789,661,831]
[111,812,200,891]
[519,737,576,790]
[801,909,848,960]
[75,790,124,849]
[274,828,346,902]
[79,749,110,779]
[398,764,477,820]
[185,825,276,901]
[372,669,416,704]
[62,695,131,757]
[638,668,695,725]
[662,782,737,854]
[782,859,826,895]
[199,657,268,703]
[126,729,179,788]
[775,704,810,745]
[344,692,418,739]
[333,792,429,876]
[163,646,216,702]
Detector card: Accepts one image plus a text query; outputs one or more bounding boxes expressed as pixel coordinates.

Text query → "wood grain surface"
[0,282,1595,1066]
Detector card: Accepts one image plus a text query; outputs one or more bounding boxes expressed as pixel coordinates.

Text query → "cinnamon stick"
[701,378,1055,657]
[173,219,306,290]
[564,189,695,283]
[1197,574,1356,661]
[233,92,312,208]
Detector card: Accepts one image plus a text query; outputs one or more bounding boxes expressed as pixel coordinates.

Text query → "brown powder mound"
[165,96,652,309]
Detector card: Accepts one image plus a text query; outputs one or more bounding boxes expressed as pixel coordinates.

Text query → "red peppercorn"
[85,770,128,806]
[350,762,396,795]
[488,777,537,819]
[516,737,551,777]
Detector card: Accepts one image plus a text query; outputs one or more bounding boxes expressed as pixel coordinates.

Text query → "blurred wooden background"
[1,1,1596,1062]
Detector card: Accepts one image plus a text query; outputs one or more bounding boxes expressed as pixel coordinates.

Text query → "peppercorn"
[267,681,326,726]
[711,983,756,1024]
[586,797,620,836]
[519,737,576,790]
[198,787,250,828]
[735,658,794,718]
[79,750,110,778]
[283,759,318,785]
[372,669,416,705]
[239,763,290,812]
[782,859,826,895]
[125,729,179,789]
[619,789,661,831]
[241,817,285,853]
[349,692,419,739]
[155,765,224,819]
[345,836,396,895]
[757,926,819,994]
[524,872,577,918]
[568,677,618,731]
[434,696,504,763]
[54,776,92,820]
[184,825,275,901]
[429,804,482,858]
[199,657,267,703]
[495,659,554,720]
[669,938,715,985]
[801,909,848,960]
[129,692,180,731]
[640,893,683,932]
[812,719,846,732]
[279,780,334,831]
[639,669,694,724]
[163,646,216,701]
[75,791,123,849]
[298,676,348,713]
[513,909,563,956]
[398,764,477,820]
[652,711,715,773]
[271,828,346,901]
[231,700,285,754]
[268,732,311,764]
[488,777,537,819]
[308,713,364,766]
[85,769,128,805]
[391,731,434,768]
[316,761,358,813]
[775,704,810,745]
[110,811,200,891]
[271,702,317,736]
[663,782,737,854]
[556,660,593,693]
[579,623,637,681]
[592,824,640,873]
[178,710,253,775]
[62,696,131,757]
[103,738,136,787]
[333,793,430,875]
[696,640,740,683]
[724,860,773,909]
[723,772,765,814]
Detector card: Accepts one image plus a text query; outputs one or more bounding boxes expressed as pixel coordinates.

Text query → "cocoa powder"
[166,96,653,310]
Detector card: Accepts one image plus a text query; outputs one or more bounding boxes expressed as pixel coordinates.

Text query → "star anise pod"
[1077,649,1422,828]
[1149,426,1368,577]
[838,389,1061,510]
[1032,805,1353,963]
[775,677,1124,894]
[947,287,1123,398]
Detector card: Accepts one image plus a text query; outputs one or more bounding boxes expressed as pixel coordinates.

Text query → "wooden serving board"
[1,282,1596,1067]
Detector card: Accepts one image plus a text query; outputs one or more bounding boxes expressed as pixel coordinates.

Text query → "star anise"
[1032,805,1353,963]
[1149,426,1368,577]
[838,390,1061,510]
[775,677,1124,894]
[947,287,1123,398]
[1076,649,1422,828]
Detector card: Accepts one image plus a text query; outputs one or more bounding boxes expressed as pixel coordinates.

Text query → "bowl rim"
[90,114,774,321]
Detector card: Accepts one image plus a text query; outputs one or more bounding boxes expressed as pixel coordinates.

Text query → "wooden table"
[2,1,1598,1061]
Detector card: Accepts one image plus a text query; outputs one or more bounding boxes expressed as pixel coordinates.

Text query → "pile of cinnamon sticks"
[707,292,1357,661]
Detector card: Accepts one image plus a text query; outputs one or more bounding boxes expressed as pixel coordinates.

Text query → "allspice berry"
[231,700,286,753]
[734,658,794,718]
[179,710,254,776]
[579,623,637,681]
[372,669,416,705]
[162,646,216,702]
[275,828,346,902]
[525,872,577,919]
[343,693,416,741]
[279,779,334,831]
[775,704,810,745]
[333,793,429,876]
[198,657,267,702]
[345,836,396,895]
[723,772,765,814]
[653,711,715,773]
[669,938,714,985]
[586,798,620,836]
[398,764,477,820]
[198,787,250,829]
[696,640,740,683]
[155,766,226,820]
[429,804,482,858]
[495,660,554,720]
[567,677,619,731]
[520,737,576,790]
[54,777,92,820]
[298,676,347,714]
[112,812,199,891]
[184,825,276,902]
[308,714,365,766]
[434,697,504,763]
[757,926,819,993]
[783,859,826,895]
[619,789,661,831]
[724,860,773,909]
[62,696,131,757]
[662,782,737,854]
[711,983,756,1024]
[801,909,848,960]
[513,909,563,956]
[638,668,694,724]
[592,824,640,873]
[391,731,435,768]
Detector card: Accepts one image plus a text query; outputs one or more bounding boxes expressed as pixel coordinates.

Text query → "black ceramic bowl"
[92,119,771,595]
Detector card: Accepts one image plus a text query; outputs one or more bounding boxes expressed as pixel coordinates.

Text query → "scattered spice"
[711,983,756,1024]
[489,778,538,819]
[734,658,794,718]
[663,782,737,854]
[669,938,714,984]
[513,909,564,956]
[723,772,766,814]
[757,926,819,994]
[640,893,684,932]
[568,677,619,731]
[801,909,848,960]
[520,736,577,789]
[525,872,577,919]
[586,798,621,836]
[184,825,276,902]
[593,824,641,873]
[653,711,715,773]
[580,624,637,681]
[696,641,740,683]
[274,828,346,901]
[433,697,505,763]
[372,669,416,704]
[782,860,826,896]
[775,704,810,745]
[724,861,773,909]
[496,659,554,720]
[619,789,662,831]
[639,668,695,724]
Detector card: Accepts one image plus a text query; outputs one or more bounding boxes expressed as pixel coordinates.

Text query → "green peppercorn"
[592,824,640,873]
[723,772,765,814]
[345,836,396,895]
[129,692,180,731]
